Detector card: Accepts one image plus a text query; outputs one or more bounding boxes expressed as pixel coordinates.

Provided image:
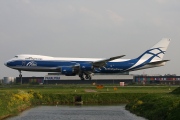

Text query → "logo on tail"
[138,47,166,60]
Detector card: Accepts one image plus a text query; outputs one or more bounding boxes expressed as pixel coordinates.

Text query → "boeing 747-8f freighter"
[4,38,171,80]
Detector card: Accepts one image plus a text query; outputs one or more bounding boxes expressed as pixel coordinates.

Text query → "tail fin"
[137,38,171,61]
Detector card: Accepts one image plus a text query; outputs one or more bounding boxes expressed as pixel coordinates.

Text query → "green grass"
[0,84,177,94]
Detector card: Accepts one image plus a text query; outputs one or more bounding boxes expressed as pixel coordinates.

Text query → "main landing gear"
[79,72,92,80]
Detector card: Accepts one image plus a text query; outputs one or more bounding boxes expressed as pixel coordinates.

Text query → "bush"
[171,87,180,95]
[126,94,180,120]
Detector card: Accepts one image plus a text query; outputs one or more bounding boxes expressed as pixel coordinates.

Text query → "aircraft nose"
[4,62,7,66]
[4,62,8,66]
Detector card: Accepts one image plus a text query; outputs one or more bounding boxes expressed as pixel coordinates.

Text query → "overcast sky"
[0,0,180,78]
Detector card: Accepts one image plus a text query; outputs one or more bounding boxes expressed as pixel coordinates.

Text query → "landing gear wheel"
[79,72,85,80]
[89,76,92,80]
[85,76,89,79]
[80,77,85,80]
[85,75,92,80]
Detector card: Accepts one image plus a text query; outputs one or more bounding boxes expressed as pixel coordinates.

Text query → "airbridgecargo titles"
[25,57,42,60]
[4,38,171,80]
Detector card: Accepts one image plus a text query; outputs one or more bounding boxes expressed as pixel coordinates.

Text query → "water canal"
[8,105,146,120]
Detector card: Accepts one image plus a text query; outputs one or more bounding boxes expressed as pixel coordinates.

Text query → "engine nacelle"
[61,66,76,76]
[80,63,93,71]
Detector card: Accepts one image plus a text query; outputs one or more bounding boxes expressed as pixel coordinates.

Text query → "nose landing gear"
[19,70,22,77]
[19,70,22,84]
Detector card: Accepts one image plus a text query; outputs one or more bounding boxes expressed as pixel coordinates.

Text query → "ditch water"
[8,105,146,120]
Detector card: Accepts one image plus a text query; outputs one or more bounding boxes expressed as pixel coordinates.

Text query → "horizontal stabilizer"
[147,60,170,65]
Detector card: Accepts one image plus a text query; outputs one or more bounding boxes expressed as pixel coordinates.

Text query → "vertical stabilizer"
[137,38,171,61]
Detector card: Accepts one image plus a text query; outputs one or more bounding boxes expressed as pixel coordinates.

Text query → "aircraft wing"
[147,60,170,65]
[92,55,125,67]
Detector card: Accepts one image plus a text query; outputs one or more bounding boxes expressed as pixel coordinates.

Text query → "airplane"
[4,38,171,80]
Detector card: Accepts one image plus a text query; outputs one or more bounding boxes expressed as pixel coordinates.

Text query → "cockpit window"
[14,56,18,58]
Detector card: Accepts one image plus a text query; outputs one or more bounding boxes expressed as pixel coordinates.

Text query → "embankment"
[126,87,180,120]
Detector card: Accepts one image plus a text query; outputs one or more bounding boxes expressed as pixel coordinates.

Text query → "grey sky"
[0,0,180,78]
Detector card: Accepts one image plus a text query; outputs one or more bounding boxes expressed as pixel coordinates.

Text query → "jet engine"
[61,66,76,76]
[80,63,94,71]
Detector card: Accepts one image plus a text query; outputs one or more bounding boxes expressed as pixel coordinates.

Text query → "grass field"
[0,84,178,94]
